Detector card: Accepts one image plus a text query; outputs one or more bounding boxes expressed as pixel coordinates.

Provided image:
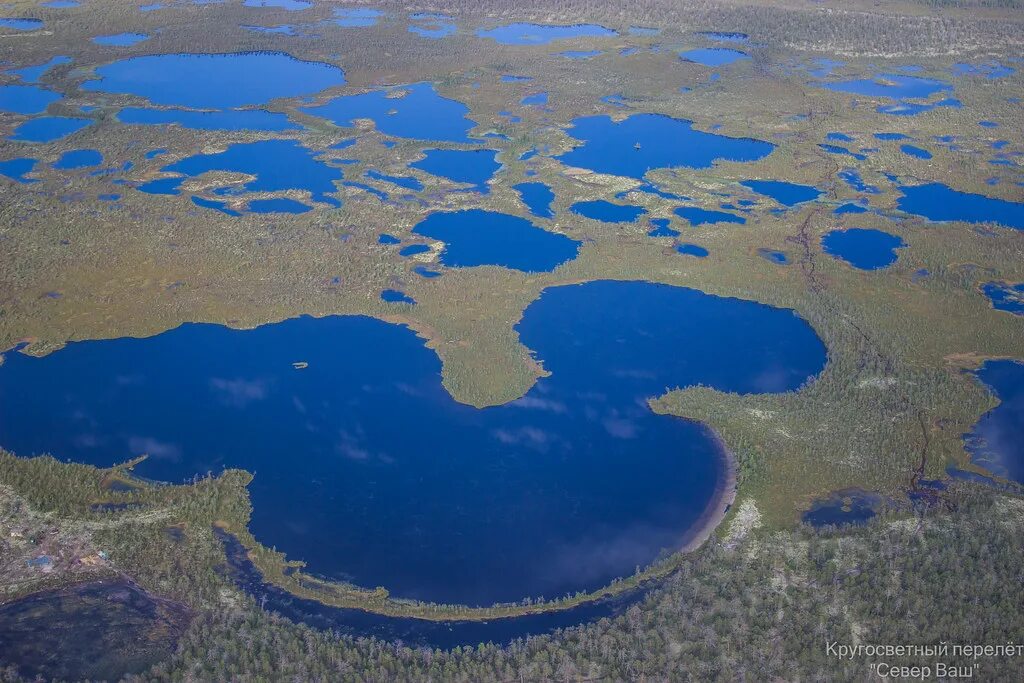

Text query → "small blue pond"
[140,139,341,207]
[248,198,311,214]
[900,144,932,160]
[476,23,616,45]
[118,107,298,131]
[83,52,345,108]
[409,149,499,192]
[0,280,826,606]
[243,0,312,10]
[676,244,709,257]
[9,56,71,83]
[0,18,44,30]
[698,31,748,43]
[822,228,905,270]
[821,74,951,100]
[759,248,789,264]
[897,183,1024,230]
[365,170,423,192]
[408,13,456,39]
[965,361,1024,484]
[556,114,774,180]
[53,149,103,170]
[741,179,821,207]
[513,181,555,218]
[520,91,548,106]
[680,48,749,67]
[982,281,1023,315]
[380,289,416,304]
[0,85,61,115]
[92,32,149,46]
[647,218,679,238]
[334,8,382,27]
[0,158,37,183]
[570,199,646,223]
[9,117,92,143]
[802,489,881,528]
[302,82,476,142]
[674,206,745,226]
[560,50,601,60]
[412,209,580,272]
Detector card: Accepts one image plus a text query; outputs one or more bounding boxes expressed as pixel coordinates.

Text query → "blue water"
[826,132,854,142]
[334,8,382,27]
[874,132,908,141]
[398,244,430,257]
[380,289,416,304]
[145,140,341,207]
[501,75,532,83]
[191,196,240,216]
[409,149,499,192]
[0,18,43,30]
[0,158,37,183]
[216,528,643,648]
[244,0,311,10]
[412,209,579,272]
[647,218,679,238]
[834,202,869,215]
[822,228,904,270]
[53,149,103,170]
[570,200,646,223]
[118,107,299,131]
[9,116,92,143]
[9,56,71,83]
[821,74,950,100]
[513,181,555,218]
[0,281,825,605]
[741,179,821,207]
[965,361,1024,484]
[819,144,867,161]
[676,244,709,257]
[476,23,616,45]
[83,52,345,108]
[900,144,932,160]
[982,281,1024,315]
[243,24,296,35]
[377,233,401,245]
[0,85,61,114]
[680,48,749,67]
[248,198,311,214]
[802,489,880,527]
[520,91,548,106]
[42,0,80,6]
[302,82,476,142]
[838,169,879,195]
[897,183,1024,230]
[877,98,960,117]
[93,32,149,46]
[409,13,456,39]
[674,206,745,226]
[365,170,423,192]
[759,248,789,264]
[698,31,748,43]
[560,50,601,60]
[556,114,774,180]
[628,26,660,36]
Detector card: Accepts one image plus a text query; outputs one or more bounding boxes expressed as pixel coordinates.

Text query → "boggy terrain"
[0,0,1023,679]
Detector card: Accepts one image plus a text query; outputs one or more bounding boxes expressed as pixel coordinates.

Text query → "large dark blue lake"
[0,281,826,606]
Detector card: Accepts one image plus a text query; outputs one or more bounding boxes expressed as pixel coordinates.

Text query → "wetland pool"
[0,281,826,607]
